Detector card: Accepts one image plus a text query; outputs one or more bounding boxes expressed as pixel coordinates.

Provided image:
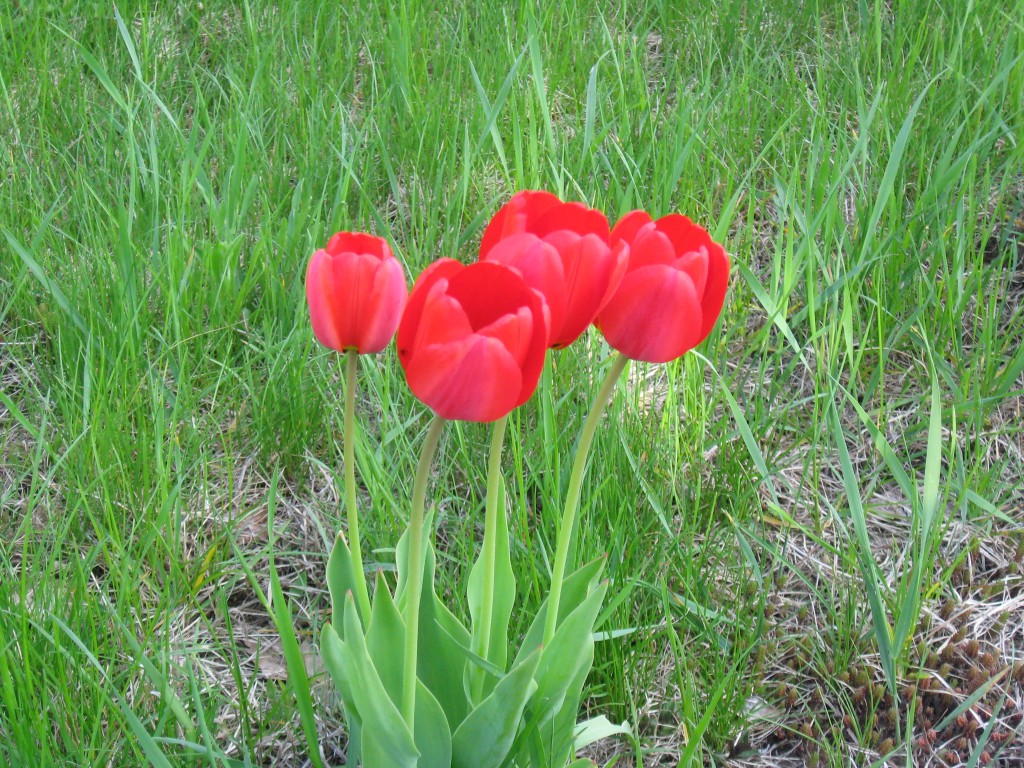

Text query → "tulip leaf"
[467,477,515,700]
[326,533,358,632]
[513,557,606,668]
[573,715,635,752]
[339,593,419,767]
[426,591,474,729]
[396,513,473,728]
[545,656,592,765]
[450,647,541,768]
[538,582,605,691]
[320,622,362,762]
[394,509,432,604]
[433,620,506,680]
[362,733,418,768]
[513,582,608,766]
[536,585,606,753]
[365,572,405,707]
[414,680,453,768]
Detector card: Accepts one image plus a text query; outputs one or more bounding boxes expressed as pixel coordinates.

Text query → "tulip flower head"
[397,260,549,422]
[306,232,408,354]
[480,190,627,350]
[596,211,729,363]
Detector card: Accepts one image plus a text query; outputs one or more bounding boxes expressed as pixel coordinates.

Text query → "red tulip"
[596,212,729,363]
[397,260,549,422]
[306,232,408,354]
[479,190,627,349]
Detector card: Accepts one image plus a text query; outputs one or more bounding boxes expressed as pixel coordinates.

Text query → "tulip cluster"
[305,191,729,767]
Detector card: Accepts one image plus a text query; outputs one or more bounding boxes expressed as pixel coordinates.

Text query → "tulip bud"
[306,232,408,354]
[480,190,627,350]
[397,260,549,422]
[596,211,729,363]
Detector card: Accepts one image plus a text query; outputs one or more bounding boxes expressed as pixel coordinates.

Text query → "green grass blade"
[582,51,610,156]
[265,476,326,768]
[857,78,935,262]
[4,228,87,334]
[829,402,896,692]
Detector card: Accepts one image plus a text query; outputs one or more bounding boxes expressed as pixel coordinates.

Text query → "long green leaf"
[934,668,1008,733]
[834,381,916,502]
[108,611,194,740]
[676,672,735,767]
[414,680,452,768]
[857,79,935,262]
[4,228,87,334]
[467,477,515,699]
[532,582,608,722]
[830,402,896,692]
[582,51,610,155]
[45,615,174,768]
[710,352,782,508]
[340,593,420,767]
[573,715,635,753]
[366,573,406,706]
[920,368,944,534]
[892,366,945,657]
[320,624,362,761]
[267,482,325,768]
[513,557,606,667]
[326,532,358,632]
[468,48,527,175]
[396,514,473,727]
[734,262,812,375]
[451,648,541,768]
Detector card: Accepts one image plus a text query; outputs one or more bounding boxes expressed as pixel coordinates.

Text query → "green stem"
[344,351,373,624]
[470,413,509,702]
[543,352,629,646]
[401,415,446,728]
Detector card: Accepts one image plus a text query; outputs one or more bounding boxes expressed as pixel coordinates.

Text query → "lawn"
[1,0,1023,766]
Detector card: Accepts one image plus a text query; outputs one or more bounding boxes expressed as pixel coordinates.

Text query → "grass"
[2,0,1023,765]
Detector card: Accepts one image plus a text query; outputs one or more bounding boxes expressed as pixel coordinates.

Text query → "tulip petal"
[676,247,709,299]
[532,202,609,240]
[399,259,550,420]
[410,286,473,353]
[483,234,566,343]
[626,230,676,270]
[306,249,382,352]
[698,242,730,342]
[597,211,729,362]
[654,214,707,258]
[306,250,344,351]
[514,290,549,407]
[329,251,380,350]
[479,190,562,258]
[357,257,407,353]
[397,259,463,363]
[306,232,407,356]
[476,307,534,366]
[327,231,390,260]
[406,336,523,422]
[599,240,630,310]
[598,266,703,363]
[543,231,615,347]
[609,210,653,248]
[445,261,540,331]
